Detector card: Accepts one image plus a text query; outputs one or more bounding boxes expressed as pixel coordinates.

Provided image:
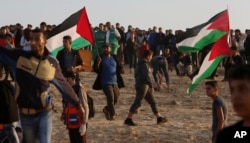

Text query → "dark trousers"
[152,60,169,84]
[68,128,86,143]
[117,43,124,64]
[128,53,137,69]
[102,84,120,117]
[129,84,158,114]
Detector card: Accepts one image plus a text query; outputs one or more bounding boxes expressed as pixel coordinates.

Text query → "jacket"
[92,54,125,90]
[0,47,80,109]
[135,58,152,88]
[56,48,83,75]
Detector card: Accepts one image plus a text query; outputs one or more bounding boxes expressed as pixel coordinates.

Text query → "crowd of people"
[0,21,250,143]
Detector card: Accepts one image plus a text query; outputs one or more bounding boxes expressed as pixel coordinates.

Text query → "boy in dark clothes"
[124,50,167,126]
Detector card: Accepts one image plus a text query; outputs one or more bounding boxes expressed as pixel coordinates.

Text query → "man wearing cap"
[93,43,124,120]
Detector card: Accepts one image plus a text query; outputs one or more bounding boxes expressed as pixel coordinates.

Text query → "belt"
[20,105,52,115]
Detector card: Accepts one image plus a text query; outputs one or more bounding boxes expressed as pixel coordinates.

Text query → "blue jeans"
[20,110,52,143]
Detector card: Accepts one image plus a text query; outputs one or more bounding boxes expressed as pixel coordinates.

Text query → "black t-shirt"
[216,120,250,143]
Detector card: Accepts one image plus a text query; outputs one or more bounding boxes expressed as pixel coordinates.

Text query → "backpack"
[64,85,95,129]
[64,95,95,129]
[65,103,82,129]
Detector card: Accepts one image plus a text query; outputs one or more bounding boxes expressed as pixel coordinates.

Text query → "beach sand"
[51,66,240,143]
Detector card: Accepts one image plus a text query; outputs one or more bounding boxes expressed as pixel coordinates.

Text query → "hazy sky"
[1,0,249,32]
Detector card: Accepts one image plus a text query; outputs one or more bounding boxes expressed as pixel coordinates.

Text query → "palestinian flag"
[187,34,230,93]
[46,7,95,57]
[177,10,229,52]
[177,9,230,93]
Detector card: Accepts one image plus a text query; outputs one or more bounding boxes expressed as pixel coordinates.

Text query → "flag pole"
[94,43,100,58]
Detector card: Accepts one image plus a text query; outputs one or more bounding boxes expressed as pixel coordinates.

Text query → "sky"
[1,0,249,32]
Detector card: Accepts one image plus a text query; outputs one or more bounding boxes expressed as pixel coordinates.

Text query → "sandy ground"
[51,66,240,143]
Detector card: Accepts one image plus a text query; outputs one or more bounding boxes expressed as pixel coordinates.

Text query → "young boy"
[216,65,250,143]
[4,34,14,49]
[124,49,167,126]
[63,71,89,143]
[205,80,227,142]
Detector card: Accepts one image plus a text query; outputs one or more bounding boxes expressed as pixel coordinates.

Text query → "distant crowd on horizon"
[1,21,250,143]
[1,21,250,80]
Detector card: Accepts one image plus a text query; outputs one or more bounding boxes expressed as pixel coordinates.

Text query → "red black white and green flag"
[177,10,230,93]
[46,7,94,57]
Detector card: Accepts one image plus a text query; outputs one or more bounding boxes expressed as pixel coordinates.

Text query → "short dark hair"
[143,49,153,58]
[102,43,110,48]
[106,21,111,25]
[31,28,47,39]
[228,65,250,82]
[40,22,47,26]
[205,80,218,88]
[63,35,72,42]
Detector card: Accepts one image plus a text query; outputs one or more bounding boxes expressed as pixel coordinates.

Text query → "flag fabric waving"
[176,10,230,93]
[46,7,94,57]
[177,10,229,53]
[187,34,230,93]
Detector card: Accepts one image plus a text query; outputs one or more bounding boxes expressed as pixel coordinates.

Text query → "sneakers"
[124,118,137,126]
[103,108,111,120]
[157,117,168,124]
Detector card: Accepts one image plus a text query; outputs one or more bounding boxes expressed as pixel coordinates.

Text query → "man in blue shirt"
[93,43,124,120]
